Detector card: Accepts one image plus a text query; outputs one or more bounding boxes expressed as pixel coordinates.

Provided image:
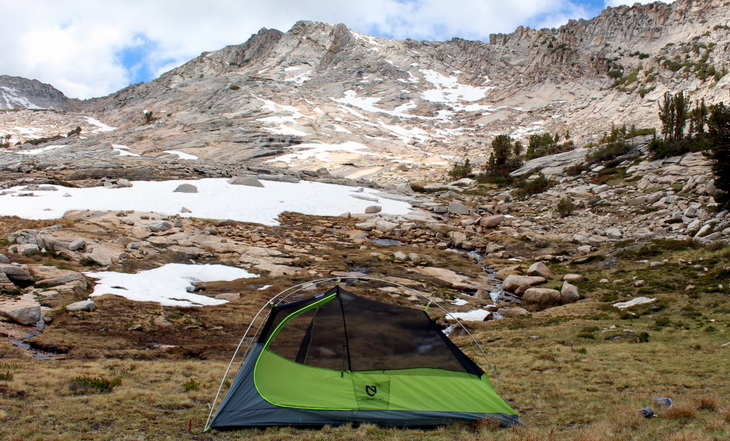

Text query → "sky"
[0,0,670,100]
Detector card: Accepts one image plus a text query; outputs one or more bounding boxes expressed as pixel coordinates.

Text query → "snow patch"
[86,263,256,307]
[1,86,43,109]
[84,117,116,132]
[15,145,67,155]
[113,144,139,157]
[447,309,490,321]
[164,150,198,160]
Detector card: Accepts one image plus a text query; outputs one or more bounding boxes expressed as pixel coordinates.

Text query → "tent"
[206,282,518,429]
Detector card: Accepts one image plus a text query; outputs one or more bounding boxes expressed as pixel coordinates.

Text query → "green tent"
[207,284,517,429]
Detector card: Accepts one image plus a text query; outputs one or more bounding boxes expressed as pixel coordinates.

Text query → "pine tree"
[707,103,730,208]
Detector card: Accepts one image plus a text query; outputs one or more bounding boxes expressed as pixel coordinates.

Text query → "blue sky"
[0,0,669,99]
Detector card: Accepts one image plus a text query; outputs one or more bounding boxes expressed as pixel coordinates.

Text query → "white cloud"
[0,0,650,99]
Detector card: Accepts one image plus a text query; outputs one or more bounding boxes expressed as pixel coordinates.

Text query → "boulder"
[479,215,505,228]
[215,293,241,302]
[497,306,530,317]
[502,275,546,293]
[228,176,264,187]
[0,272,18,294]
[66,300,96,312]
[365,205,383,214]
[148,221,172,232]
[523,288,562,308]
[36,273,87,289]
[1,305,41,325]
[16,243,40,256]
[494,264,521,280]
[0,264,34,287]
[560,282,581,303]
[173,183,198,193]
[448,202,471,215]
[68,239,87,251]
[563,273,585,282]
[527,261,554,279]
[374,219,398,232]
[0,254,9,264]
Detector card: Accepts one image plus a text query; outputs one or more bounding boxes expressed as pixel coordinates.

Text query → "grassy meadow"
[0,232,728,440]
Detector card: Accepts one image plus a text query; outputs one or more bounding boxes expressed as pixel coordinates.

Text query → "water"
[467,250,505,304]
[8,318,61,360]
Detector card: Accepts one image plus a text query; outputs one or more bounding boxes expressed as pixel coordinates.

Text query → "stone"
[527,261,554,278]
[561,281,581,303]
[592,184,610,194]
[0,254,9,264]
[365,205,382,214]
[66,300,96,312]
[479,215,505,228]
[576,245,592,255]
[148,221,172,232]
[563,273,585,282]
[523,288,562,308]
[173,183,198,193]
[374,219,398,232]
[68,239,86,251]
[0,272,18,294]
[448,202,471,215]
[432,206,448,214]
[16,243,40,256]
[36,273,87,289]
[1,305,41,325]
[605,227,622,238]
[502,275,546,293]
[628,195,648,206]
[494,264,521,280]
[215,293,241,301]
[497,306,529,317]
[694,224,712,238]
[228,176,264,187]
[0,264,34,287]
[393,251,408,261]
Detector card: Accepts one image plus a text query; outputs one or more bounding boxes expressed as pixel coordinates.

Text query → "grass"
[0,214,728,440]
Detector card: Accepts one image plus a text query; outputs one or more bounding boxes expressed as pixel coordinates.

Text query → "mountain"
[1,0,728,185]
[0,75,71,110]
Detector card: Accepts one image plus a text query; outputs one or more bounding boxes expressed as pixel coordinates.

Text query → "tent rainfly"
[207,285,518,429]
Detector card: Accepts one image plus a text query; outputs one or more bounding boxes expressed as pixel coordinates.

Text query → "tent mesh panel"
[261,287,483,375]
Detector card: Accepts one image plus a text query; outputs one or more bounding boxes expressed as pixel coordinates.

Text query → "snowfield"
[0,177,412,225]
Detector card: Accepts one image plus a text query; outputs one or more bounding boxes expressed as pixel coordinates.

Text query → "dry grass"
[1,217,729,440]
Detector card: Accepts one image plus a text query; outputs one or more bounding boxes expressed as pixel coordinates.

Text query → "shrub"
[69,376,121,395]
[515,172,553,198]
[0,371,13,381]
[586,139,632,164]
[565,163,589,176]
[448,158,473,179]
[556,197,576,217]
[182,379,201,392]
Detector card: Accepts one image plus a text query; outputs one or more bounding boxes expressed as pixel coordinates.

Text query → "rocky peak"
[0,75,71,110]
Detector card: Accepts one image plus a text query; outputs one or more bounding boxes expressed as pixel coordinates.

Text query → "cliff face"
[1,0,728,185]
